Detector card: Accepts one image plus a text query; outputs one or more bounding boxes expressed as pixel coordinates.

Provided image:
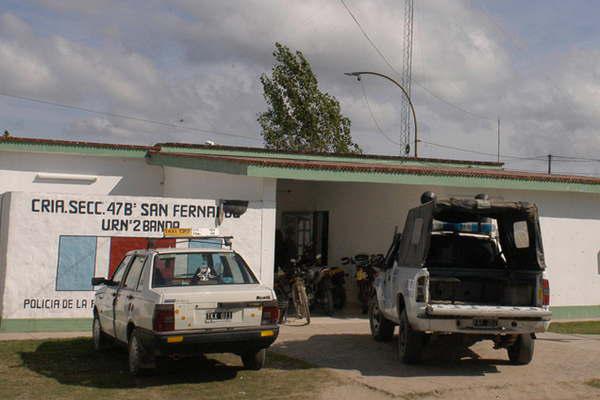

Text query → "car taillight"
[153,304,175,332]
[261,301,279,325]
[416,276,428,303]
[542,279,550,306]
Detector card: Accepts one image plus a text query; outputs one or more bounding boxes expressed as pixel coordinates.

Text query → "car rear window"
[152,252,257,287]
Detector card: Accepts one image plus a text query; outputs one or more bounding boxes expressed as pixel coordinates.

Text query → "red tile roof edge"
[149,150,600,186]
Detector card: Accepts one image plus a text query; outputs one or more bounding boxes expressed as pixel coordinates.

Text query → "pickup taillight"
[153,304,175,332]
[261,301,280,325]
[542,279,550,306]
[416,276,428,303]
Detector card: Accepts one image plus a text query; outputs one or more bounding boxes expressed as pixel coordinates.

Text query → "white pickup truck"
[91,240,279,375]
[370,194,551,365]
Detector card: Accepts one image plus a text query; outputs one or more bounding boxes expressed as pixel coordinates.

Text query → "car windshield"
[152,252,258,287]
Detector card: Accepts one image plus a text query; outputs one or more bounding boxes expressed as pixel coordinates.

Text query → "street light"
[344,71,418,157]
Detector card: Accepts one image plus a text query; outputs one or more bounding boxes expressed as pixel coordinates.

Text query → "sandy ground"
[2,315,599,399]
[274,316,600,400]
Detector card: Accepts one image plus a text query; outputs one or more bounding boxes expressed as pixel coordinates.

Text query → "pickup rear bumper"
[138,326,279,356]
[413,304,551,334]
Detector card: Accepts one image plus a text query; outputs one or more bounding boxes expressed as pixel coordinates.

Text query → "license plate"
[205,311,233,322]
[472,319,498,328]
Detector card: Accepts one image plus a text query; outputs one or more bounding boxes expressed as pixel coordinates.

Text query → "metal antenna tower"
[400,0,414,156]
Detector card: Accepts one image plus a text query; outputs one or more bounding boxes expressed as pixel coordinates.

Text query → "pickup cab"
[370,194,551,364]
[91,243,279,375]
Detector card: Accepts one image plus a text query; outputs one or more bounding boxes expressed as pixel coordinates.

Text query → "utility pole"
[400,0,414,156]
[497,118,500,163]
[547,154,552,174]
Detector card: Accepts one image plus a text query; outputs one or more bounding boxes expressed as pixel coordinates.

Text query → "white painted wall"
[0,151,163,196]
[0,192,267,321]
[277,179,600,308]
[163,167,277,286]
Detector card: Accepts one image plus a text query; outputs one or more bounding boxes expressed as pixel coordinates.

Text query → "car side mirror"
[91,277,110,286]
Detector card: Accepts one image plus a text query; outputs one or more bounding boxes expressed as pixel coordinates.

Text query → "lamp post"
[345,71,418,157]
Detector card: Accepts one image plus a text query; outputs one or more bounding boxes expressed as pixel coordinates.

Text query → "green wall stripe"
[0,318,92,333]
[0,307,598,332]
[550,306,600,320]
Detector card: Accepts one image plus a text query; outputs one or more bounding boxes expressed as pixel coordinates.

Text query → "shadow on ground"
[18,338,305,389]
[274,333,514,378]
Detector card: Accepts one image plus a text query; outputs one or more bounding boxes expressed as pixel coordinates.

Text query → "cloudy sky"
[1,0,600,176]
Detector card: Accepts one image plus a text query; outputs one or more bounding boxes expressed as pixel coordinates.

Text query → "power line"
[418,139,546,161]
[0,91,262,142]
[339,0,495,122]
[358,80,401,146]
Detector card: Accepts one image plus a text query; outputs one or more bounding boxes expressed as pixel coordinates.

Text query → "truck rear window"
[152,252,258,287]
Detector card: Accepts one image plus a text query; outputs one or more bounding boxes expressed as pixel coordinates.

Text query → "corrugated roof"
[0,136,152,158]
[157,142,503,167]
[3,135,600,193]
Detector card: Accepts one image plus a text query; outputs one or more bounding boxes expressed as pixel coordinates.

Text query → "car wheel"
[241,348,266,370]
[128,329,154,376]
[92,314,109,351]
[507,334,535,365]
[398,308,425,364]
[369,297,395,341]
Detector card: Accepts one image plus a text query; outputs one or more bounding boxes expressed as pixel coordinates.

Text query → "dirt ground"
[274,316,600,400]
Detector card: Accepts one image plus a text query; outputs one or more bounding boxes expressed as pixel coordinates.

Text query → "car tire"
[369,297,395,341]
[128,329,154,376]
[507,334,535,365]
[92,314,110,351]
[241,348,266,370]
[398,308,425,364]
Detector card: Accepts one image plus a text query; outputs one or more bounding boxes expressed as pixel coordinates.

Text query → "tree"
[258,43,361,153]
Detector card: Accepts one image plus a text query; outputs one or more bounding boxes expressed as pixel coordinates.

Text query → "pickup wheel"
[507,334,535,365]
[92,314,109,351]
[241,348,266,370]
[398,309,425,364]
[128,329,155,376]
[369,297,395,341]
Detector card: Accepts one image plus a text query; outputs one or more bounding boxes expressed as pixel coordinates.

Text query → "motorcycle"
[304,254,337,316]
[343,253,384,314]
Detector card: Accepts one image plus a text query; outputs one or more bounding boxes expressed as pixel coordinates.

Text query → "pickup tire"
[128,329,154,376]
[369,297,395,341]
[398,309,425,364]
[241,348,266,370]
[92,314,110,351]
[507,334,535,365]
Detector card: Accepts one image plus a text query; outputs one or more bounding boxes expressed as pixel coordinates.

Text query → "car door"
[98,255,132,338]
[114,255,147,342]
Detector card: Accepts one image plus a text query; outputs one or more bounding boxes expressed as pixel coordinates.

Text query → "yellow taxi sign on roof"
[163,227,192,237]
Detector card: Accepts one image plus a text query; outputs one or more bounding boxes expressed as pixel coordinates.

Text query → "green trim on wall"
[0,318,92,333]
[550,306,600,320]
[247,166,600,194]
[0,307,598,332]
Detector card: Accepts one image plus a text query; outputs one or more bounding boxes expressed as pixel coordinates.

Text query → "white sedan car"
[91,246,279,375]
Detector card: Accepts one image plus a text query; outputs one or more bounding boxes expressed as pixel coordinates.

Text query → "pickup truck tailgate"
[426,304,552,319]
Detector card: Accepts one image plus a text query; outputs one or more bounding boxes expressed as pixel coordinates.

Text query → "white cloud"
[0,1,598,177]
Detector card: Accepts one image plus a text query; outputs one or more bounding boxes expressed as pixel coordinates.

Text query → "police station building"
[1,136,599,332]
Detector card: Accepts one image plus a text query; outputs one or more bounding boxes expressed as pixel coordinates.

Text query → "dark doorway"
[281,211,329,265]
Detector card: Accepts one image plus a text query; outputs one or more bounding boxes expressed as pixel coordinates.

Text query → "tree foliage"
[258,43,361,153]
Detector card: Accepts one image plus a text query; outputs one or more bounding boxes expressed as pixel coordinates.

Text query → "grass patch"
[0,338,337,400]
[548,321,600,335]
